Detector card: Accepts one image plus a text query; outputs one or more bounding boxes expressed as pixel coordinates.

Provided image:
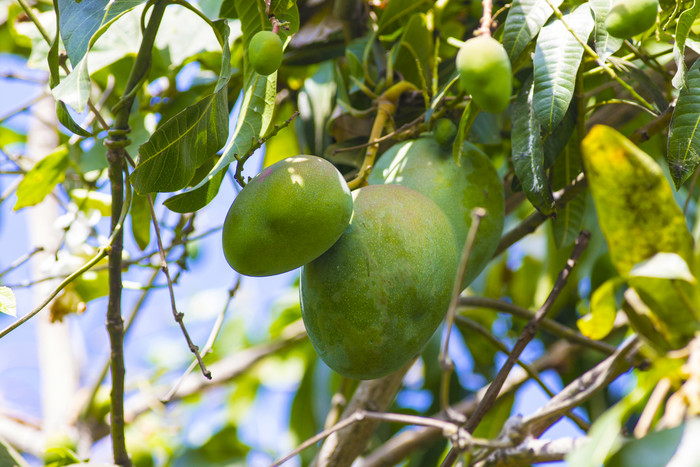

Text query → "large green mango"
[222,156,353,277]
[368,136,504,288]
[300,184,458,380]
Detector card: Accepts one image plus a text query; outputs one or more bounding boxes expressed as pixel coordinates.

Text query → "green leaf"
[14,146,70,210]
[130,19,231,194]
[589,0,623,62]
[668,56,700,189]
[551,138,586,248]
[391,13,432,91]
[606,422,687,467]
[581,125,694,277]
[628,254,700,348]
[0,435,29,466]
[533,4,594,131]
[130,192,152,251]
[511,76,554,215]
[0,287,16,317]
[451,101,479,165]
[51,56,90,113]
[502,0,563,62]
[577,278,623,340]
[57,0,145,65]
[672,1,700,90]
[70,189,111,216]
[165,0,299,210]
[377,0,431,33]
[298,61,336,156]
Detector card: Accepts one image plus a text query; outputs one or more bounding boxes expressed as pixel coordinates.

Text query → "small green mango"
[300,185,458,380]
[222,156,352,277]
[248,30,283,75]
[605,0,658,39]
[368,136,504,288]
[455,35,512,113]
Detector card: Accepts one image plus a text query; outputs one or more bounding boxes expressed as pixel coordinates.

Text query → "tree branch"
[478,436,587,467]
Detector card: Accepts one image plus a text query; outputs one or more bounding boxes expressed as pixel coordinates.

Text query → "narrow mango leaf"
[511,76,554,215]
[0,435,29,467]
[581,125,694,277]
[14,146,69,210]
[377,0,431,33]
[589,0,623,62]
[668,57,700,189]
[577,278,623,340]
[391,13,432,91]
[130,192,152,251]
[502,0,563,62]
[672,1,700,89]
[451,101,479,165]
[130,20,231,194]
[164,0,299,211]
[623,288,677,353]
[57,0,144,64]
[551,140,586,248]
[0,287,16,317]
[628,253,700,348]
[533,4,594,131]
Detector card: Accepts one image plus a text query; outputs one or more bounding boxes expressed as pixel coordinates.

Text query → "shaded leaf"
[162,167,227,213]
[130,20,231,194]
[606,422,685,467]
[551,138,586,248]
[377,0,431,33]
[14,146,69,210]
[533,4,594,131]
[577,278,623,340]
[581,125,694,277]
[51,56,90,113]
[589,0,623,62]
[672,1,700,90]
[392,13,432,91]
[668,56,700,189]
[0,435,29,467]
[502,0,562,62]
[0,287,16,317]
[511,76,554,215]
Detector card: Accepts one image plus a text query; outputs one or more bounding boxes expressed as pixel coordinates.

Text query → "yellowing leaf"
[0,287,16,317]
[577,278,622,340]
[581,125,694,277]
[14,146,69,210]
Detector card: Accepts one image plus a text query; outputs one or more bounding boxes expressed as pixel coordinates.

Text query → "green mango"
[455,35,512,113]
[300,185,458,380]
[222,156,353,277]
[248,30,283,76]
[368,136,504,288]
[605,0,658,39]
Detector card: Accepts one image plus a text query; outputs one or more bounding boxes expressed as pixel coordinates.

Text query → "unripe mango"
[605,0,658,39]
[369,136,504,288]
[456,35,512,113]
[300,185,458,380]
[222,156,352,277]
[249,30,283,75]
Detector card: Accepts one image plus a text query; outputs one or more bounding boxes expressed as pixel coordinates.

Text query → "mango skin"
[369,136,504,288]
[456,36,512,113]
[300,185,458,380]
[605,0,658,39]
[249,30,283,75]
[222,156,352,277]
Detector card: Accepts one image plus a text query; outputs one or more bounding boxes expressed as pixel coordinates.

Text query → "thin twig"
[477,0,494,37]
[440,209,485,419]
[455,315,589,432]
[458,296,616,355]
[147,194,211,379]
[0,247,44,279]
[161,279,240,401]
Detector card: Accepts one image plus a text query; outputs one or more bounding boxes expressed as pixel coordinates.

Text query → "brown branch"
[479,437,587,467]
[361,340,577,467]
[458,296,616,355]
[493,173,587,258]
[312,360,416,467]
